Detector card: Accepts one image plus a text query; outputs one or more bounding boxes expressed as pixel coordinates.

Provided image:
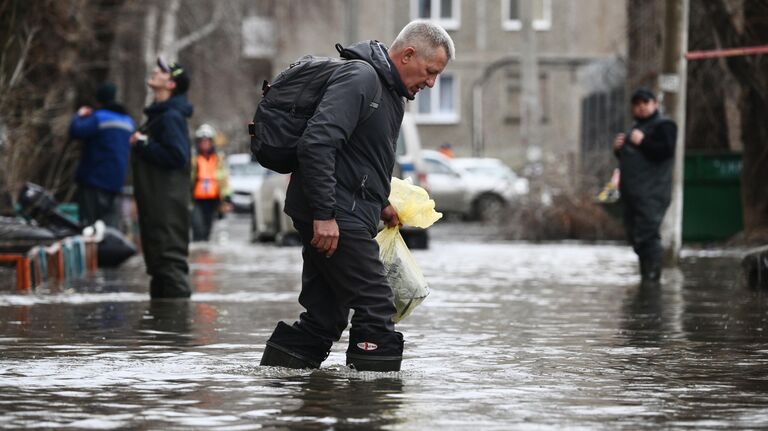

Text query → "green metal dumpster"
[683,152,743,241]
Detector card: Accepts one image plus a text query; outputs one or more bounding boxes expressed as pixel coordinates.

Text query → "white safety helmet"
[195,123,216,140]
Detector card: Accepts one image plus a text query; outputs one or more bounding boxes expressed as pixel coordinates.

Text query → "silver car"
[421,151,528,222]
[227,153,267,213]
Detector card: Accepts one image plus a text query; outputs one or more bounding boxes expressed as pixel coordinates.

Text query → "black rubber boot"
[150,276,192,299]
[640,257,662,287]
[346,331,403,372]
[261,342,320,369]
[260,321,329,369]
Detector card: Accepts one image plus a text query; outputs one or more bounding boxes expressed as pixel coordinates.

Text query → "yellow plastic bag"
[387,177,443,228]
[376,178,442,322]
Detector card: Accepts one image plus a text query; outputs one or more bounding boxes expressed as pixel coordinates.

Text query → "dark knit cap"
[96,82,117,104]
[631,88,656,103]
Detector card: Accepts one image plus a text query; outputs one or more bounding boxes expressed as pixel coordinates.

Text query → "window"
[396,129,406,156]
[229,162,265,177]
[413,74,459,124]
[411,0,460,30]
[424,158,455,175]
[241,16,276,58]
[503,70,550,124]
[504,71,522,124]
[502,0,551,31]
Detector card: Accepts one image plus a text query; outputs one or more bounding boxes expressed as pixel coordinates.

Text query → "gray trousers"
[77,185,120,228]
[132,155,191,298]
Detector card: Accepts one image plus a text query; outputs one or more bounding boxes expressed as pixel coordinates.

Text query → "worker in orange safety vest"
[191,123,231,241]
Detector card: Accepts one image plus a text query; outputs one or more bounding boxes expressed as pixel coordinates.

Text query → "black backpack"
[248,44,382,173]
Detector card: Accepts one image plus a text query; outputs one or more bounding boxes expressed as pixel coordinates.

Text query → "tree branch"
[143,3,159,105]
[702,0,766,101]
[159,0,181,57]
[172,3,223,54]
[8,25,38,89]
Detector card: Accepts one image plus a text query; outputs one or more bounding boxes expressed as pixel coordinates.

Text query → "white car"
[421,151,528,222]
[226,153,267,213]
[250,113,430,248]
[250,169,294,244]
[452,157,529,198]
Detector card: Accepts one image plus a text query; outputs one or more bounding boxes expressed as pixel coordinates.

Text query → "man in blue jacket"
[69,83,134,228]
[261,21,454,372]
[130,58,194,299]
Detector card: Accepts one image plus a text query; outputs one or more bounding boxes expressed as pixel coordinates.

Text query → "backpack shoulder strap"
[361,77,382,123]
[343,59,382,124]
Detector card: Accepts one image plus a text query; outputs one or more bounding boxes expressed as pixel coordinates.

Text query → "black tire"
[273,204,301,247]
[273,203,282,237]
[277,232,302,247]
[474,194,506,223]
[250,203,274,243]
[249,205,261,243]
[401,228,429,250]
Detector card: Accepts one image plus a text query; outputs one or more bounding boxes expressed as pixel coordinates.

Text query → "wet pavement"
[1,216,767,430]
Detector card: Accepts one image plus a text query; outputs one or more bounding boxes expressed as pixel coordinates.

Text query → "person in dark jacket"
[130,58,194,299]
[70,83,135,228]
[613,88,677,285]
[261,21,454,372]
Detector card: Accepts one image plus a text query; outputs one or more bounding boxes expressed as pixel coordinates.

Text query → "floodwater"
[1,217,767,430]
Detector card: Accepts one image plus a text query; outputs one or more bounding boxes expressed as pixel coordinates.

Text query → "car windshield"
[461,165,515,179]
[229,162,265,177]
[424,158,455,175]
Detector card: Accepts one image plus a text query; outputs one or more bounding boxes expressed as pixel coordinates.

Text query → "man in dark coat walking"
[261,21,455,372]
[614,88,677,284]
[130,58,194,299]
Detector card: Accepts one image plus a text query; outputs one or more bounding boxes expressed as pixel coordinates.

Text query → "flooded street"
[1,216,767,430]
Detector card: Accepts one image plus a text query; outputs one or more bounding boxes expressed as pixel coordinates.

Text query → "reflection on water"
[140,300,193,346]
[262,370,404,430]
[621,275,684,346]
[1,218,767,429]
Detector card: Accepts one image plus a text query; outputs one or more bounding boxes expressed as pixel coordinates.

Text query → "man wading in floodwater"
[613,88,677,285]
[260,21,455,372]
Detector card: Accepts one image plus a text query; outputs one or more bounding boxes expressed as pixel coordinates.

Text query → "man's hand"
[629,129,645,145]
[219,201,233,214]
[380,205,400,228]
[613,133,625,152]
[312,219,339,257]
[129,132,146,147]
[77,106,93,117]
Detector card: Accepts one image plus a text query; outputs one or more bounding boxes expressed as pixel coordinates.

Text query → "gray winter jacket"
[284,40,410,236]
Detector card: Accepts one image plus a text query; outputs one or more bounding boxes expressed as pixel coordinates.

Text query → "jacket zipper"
[351,174,368,212]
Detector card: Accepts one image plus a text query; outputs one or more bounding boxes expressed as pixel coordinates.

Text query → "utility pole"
[344,0,358,46]
[520,0,541,166]
[660,0,689,267]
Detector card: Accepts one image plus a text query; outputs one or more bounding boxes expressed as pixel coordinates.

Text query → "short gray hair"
[391,20,456,61]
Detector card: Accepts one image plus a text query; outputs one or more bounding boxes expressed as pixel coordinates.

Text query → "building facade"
[260,0,626,176]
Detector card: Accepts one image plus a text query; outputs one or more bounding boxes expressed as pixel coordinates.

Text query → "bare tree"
[702,0,768,242]
[141,0,223,102]
[0,0,126,209]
